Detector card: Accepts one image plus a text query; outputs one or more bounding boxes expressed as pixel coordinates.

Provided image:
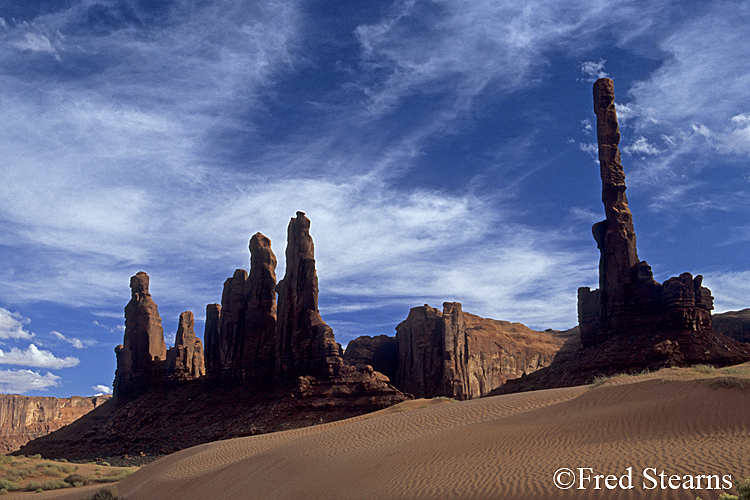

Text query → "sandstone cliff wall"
[0,394,110,453]
[392,302,565,399]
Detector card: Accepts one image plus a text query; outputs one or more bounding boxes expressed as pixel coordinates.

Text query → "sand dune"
[45,366,750,500]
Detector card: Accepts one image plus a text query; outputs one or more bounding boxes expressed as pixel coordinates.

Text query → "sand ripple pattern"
[109,379,750,500]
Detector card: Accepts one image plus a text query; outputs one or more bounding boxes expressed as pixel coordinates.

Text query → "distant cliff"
[345,303,574,400]
[0,394,110,453]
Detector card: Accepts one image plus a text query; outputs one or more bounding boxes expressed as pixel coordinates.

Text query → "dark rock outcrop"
[241,233,278,380]
[577,79,714,347]
[114,272,168,397]
[713,309,750,343]
[275,212,342,380]
[343,335,398,382]
[394,302,567,399]
[203,303,222,376]
[0,394,110,454]
[166,311,206,380]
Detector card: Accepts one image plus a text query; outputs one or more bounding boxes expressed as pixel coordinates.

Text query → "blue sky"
[0,0,749,397]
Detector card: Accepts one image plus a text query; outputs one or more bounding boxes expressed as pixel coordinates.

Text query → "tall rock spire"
[114,271,167,397]
[275,211,342,379]
[578,78,715,348]
[167,311,206,380]
[240,232,277,380]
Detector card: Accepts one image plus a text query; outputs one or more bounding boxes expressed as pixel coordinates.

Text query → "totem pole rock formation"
[114,272,168,397]
[577,78,714,348]
[276,212,343,379]
[166,311,206,380]
[392,302,565,399]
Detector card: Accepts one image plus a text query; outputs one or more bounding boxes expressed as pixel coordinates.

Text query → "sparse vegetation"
[41,478,69,490]
[0,455,135,492]
[432,396,459,403]
[92,468,135,483]
[0,479,19,492]
[65,473,90,487]
[86,485,120,500]
[591,364,750,389]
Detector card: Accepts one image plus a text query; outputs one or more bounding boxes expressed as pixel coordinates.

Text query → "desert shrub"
[28,454,42,460]
[64,473,90,487]
[57,458,68,463]
[62,464,77,474]
[0,479,19,491]
[41,479,69,490]
[25,480,42,491]
[92,469,134,483]
[0,456,11,465]
[707,377,750,390]
[693,364,716,374]
[0,488,7,494]
[34,487,43,493]
[98,461,111,467]
[432,396,458,403]
[86,485,119,500]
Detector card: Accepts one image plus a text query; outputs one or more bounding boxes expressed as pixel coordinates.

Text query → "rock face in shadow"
[393,302,566,399]
[275,212,343,380]
[343,335,398,382]
[577,78,714,348]
[166,311,206,380]
[114,272,168,397]
[713,309,750,343]
[0,394,111,454]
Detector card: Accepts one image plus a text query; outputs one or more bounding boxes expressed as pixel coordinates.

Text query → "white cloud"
[0,344,79,369]
[578,142,598,160]
[624,136,660,156]
[0,369,61,394]
[580,59,608,81]
[354,0,659,115]
[92,384,112,396]
[581,118,592,134]
[0,308,35,340]
[51,330,91,349]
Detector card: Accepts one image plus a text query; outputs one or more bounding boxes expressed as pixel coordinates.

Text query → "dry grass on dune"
[33,363,750,500]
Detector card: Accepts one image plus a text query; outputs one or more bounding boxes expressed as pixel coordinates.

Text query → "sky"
[0,0,749,397]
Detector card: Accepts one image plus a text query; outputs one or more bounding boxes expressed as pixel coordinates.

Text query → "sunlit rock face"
[394,302,565,400]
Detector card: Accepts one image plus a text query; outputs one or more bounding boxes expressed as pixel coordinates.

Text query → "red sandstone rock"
[395,302,566,399]
[114,272,168,397]
[240,233,277,380]
[713,309,750,343]
[203,303,221,374]
[343,335,398,382]
[0,394,110,454]
[578,79,715,347]
[167,311,206,380]
[275,212,342,379]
